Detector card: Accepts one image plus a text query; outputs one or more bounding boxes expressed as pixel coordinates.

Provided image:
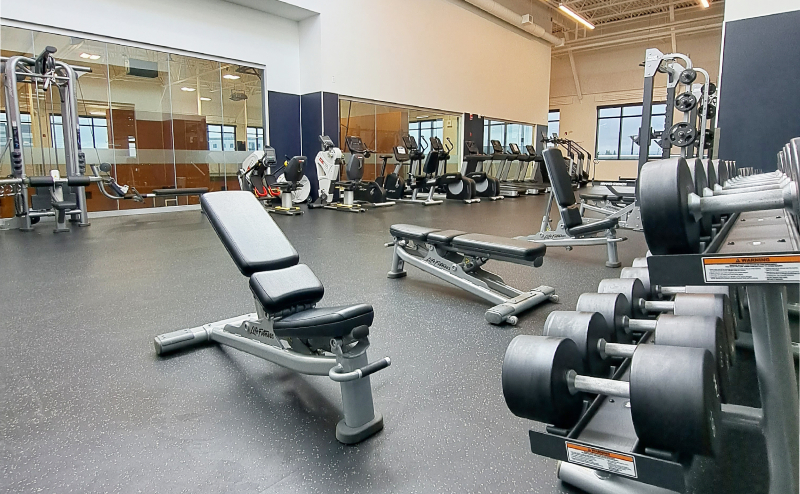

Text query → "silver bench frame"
[387,236,558,325]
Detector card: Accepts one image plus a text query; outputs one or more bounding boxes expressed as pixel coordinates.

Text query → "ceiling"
[547,0,711,32]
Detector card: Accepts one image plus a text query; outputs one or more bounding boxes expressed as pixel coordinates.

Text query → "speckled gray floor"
[0,194,775,493]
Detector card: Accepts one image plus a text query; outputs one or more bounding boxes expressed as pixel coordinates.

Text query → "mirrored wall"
[338,98,461,181]
[0,25,265,217]
[482,119,534,154]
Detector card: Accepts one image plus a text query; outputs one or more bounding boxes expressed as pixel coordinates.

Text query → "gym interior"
[1,1,798,493]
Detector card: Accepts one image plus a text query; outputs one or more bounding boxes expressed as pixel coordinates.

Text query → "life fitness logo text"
[424,257,451,270]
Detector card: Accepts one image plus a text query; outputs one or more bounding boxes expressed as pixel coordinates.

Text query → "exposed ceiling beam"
[553,22,722,54]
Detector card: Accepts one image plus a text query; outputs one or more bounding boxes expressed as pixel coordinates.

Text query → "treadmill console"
[319,135,335,150]
[345,136,367,153]
[263,146,277,164]
[490,140,504,153]
[393,146,410,162]
[525,144,537,155]
[429,136,443,150]
[509,143,521,154]
[464,140,480,154]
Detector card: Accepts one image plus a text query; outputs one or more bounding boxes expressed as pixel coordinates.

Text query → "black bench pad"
[274,304,374,338]
[202,191,299,276]
[249,265,324,314]
[153,187,208,196]
[390,224,440,242]
[427,229,467,244]
[451,234,546,262]
[567,217,619,236]
[581,193,621,202]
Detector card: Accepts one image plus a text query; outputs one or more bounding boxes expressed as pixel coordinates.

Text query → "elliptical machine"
[462,140,503,200]
[429,136,479,203]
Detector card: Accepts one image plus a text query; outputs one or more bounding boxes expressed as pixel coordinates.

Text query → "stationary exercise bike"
[375,154,406,200]
[238,146,309,214]
[345,136,396,207]
[308,135,343,209]
[429,136,479,203]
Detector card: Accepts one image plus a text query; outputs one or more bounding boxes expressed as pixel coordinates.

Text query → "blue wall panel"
[268,91,301,164]
[301,92,323,200]
[323,92,340,145]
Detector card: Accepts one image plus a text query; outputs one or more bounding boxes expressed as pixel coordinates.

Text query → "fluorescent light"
[200,97,212,101]
[559,4,595,30]
[180,87,196,92]
[699,0,709,7]
[416,115,430,119]
[90,111,106,116]
[80,53,100,60]
[223,74,240,80]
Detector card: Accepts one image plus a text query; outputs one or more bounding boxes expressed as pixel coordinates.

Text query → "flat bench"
[387,224,556,325]
[154,191,389,444]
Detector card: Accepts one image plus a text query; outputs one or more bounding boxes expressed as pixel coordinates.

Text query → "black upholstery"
[249,265,324,313]
[542,149,577,208]
[153,187,209,196]
[427,229,467,244]
[201,191,299,276]
[390,224,440,241]
[451,233,546,262]
[274,304,374,338]
[581,193,619,202]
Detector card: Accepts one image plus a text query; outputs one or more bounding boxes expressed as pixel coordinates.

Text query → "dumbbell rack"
[527,209,799,493]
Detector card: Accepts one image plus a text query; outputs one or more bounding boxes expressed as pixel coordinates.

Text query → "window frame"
[207,123,237,151]
[595,102,667,160]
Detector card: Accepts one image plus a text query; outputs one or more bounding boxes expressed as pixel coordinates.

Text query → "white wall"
[292,0,553,125]
[723,0,800,22]
[1,0,301,94]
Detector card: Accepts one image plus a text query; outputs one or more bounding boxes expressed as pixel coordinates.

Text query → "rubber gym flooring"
[0,192,787,493]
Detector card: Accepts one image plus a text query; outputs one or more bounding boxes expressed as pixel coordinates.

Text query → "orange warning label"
[702,255,800,283]
[566,442,637,477]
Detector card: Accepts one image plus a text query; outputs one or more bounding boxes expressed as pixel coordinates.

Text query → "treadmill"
[488,140,520,197]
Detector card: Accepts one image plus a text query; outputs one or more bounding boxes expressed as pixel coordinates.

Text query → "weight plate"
[630,345,720,456]
[687,159,713,236]
[707,82,717,95]
[502,335,585,427]
[639,158,701,255]
[679,68,697,84]
[575,293,632,345]
[675,92,698,112]
[712,159,728,185]
[544,311,613,376]
[667,123,698,147]
[673,293,736,359]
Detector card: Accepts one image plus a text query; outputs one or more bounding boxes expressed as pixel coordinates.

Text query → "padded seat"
[436,173,462,185]
[451,233,546,262]
[202,191,299,276]
[427,229,467,244]
[52,200,77,210]
[249,264,324,313]
[153,187,208,196]
[581,193,621,202]
[390,224,440,241]
[273,304,374,338]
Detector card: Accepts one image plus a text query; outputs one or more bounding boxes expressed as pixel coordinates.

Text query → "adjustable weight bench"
[521,148,626,268]
[154,191,390,444]
[387,225,558,325]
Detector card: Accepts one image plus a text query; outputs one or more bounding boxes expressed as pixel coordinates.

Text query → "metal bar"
[720,403,763,433]
[558,462,680,494]
[572,374,630,398]
[746,285,799,494]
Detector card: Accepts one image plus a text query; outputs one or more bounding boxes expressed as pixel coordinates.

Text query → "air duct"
[463,0,564,46]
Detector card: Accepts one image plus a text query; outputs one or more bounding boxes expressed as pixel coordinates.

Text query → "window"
[0,112,34,148]
[50,115,108,149]
[547,111,560,147]
[247,126,264,151]
[408,119,443,148]
[207,124,236,151]
[482,120,534,154]
[596,103,667,160]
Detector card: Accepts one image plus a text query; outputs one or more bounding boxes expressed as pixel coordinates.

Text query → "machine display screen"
[491,140,503,152]
[263,147,277,162]
[396,146,406,153]
[509,143,520,153]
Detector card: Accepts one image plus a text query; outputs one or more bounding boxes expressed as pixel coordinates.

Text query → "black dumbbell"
[598,277,736,359]
[503,335,720,456]
[568,298,731,398]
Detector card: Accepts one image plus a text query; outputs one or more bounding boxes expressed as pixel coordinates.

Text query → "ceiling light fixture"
[80,53,101,60]
[559,4,595,30]
[90,111,106,116]
[699,0,710,7]
[223,74,240,80]
[200,97,212,101]
[416,115,430,119]
[180,87,196,92]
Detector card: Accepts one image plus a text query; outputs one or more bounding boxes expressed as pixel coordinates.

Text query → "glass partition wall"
[339,98,461,181]
[0,25,265,217]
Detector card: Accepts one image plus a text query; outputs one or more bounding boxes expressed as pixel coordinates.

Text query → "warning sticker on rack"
[702,255,800,283]
[565,443,637,478]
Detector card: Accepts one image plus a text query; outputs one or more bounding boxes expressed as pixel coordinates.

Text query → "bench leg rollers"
[387,249,407,279]
[335,348,384,444]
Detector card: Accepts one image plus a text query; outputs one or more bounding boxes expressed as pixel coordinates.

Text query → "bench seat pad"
[202,191,299,276]
[451,233,546,262]
[249,265,324,313]
[274,304,374,338]
[427,229,467,244]
[153,187,209,196]
[390,224,440,242]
